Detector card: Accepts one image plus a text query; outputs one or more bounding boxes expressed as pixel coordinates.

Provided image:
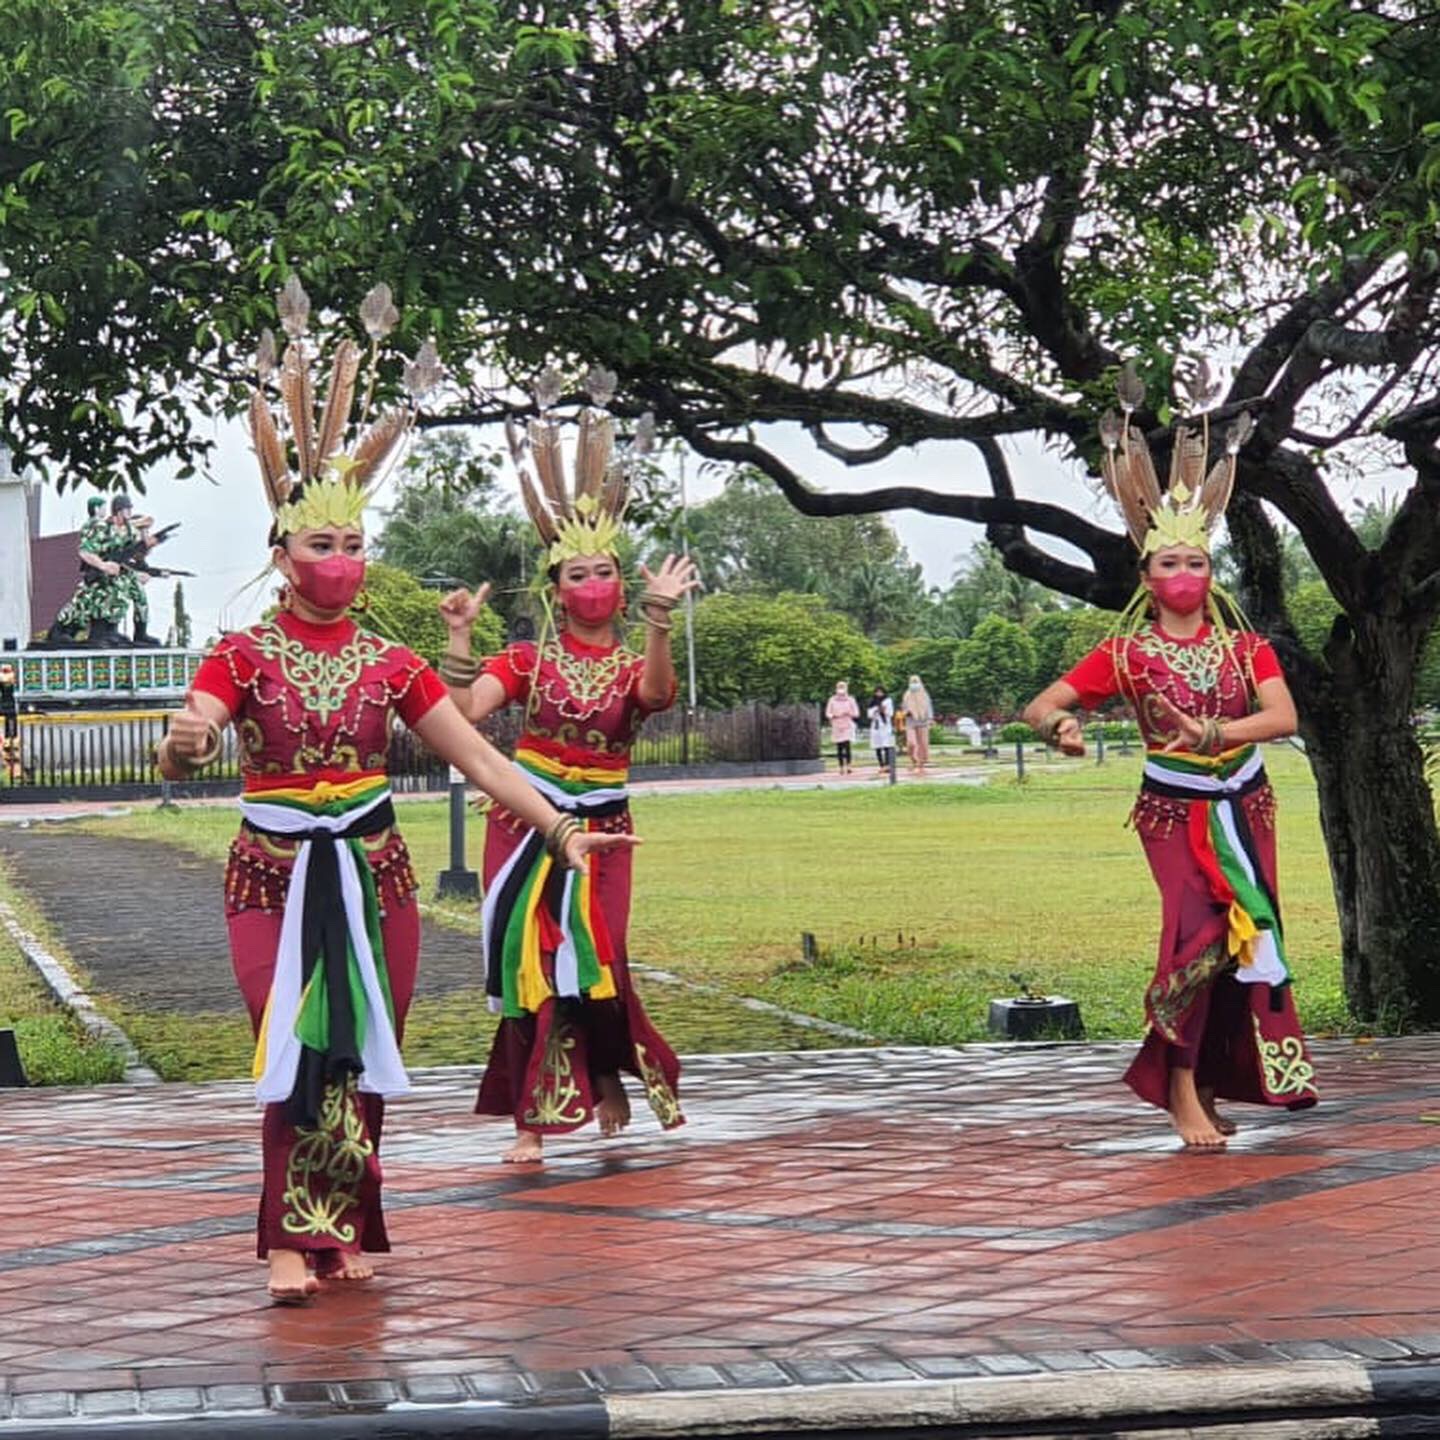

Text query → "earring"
[351,588,370,614]
[276,584,292,613]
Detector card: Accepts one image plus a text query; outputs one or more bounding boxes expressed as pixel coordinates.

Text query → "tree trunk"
[1289,617,1440,1027]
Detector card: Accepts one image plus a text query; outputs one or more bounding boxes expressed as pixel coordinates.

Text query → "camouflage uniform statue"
[47,498,128,646]
[0,661,18,782]
[107,493,161,646]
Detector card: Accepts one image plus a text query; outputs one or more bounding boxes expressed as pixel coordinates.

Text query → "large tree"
[8,1,1440,1021]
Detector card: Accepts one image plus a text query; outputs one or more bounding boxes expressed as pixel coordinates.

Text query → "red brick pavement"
[0,1040,1437,1405]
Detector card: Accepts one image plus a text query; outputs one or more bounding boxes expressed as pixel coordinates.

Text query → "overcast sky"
[33,409,1390,646]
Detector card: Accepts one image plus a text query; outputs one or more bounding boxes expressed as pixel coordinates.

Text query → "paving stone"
[1091,1349,1165,1370]
[781,1358,856,1385]
[976,1353,1043,1376]
[721,1361,792,1388]
[843,1358,921,1383]
[462,1372,534,1403]
[76,1390,140,1418]
[586,1364,663,1393]
[655,1364,730,1390]
[1270,1341,1352,1362]
[141,1387,207,1415]
[204,1383,270,1411]
[13,1393,72,1420]
[271,1381,337,1410]
[908,1356,985,1379]
[402,1375,468,1404]
[337,1379,400,1408]
[1335,1338,1412,1361]
[1031,1350,1106,1372]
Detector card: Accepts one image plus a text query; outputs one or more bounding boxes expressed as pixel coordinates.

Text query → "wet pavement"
[1,1040,1440,1431]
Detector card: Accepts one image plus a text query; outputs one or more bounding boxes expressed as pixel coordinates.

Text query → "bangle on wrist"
[643,613,674,632]
[1038,708,1077,747]
[544,814,582,866]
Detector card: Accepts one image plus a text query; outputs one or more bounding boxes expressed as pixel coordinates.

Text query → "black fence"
[0,703,820,800]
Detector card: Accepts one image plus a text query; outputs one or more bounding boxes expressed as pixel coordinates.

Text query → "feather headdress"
[248,279,441,538]
[1098,357,1253,557]
[506,365,655,567]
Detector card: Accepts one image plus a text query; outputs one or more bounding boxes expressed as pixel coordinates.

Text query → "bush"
[997,721,1035,743]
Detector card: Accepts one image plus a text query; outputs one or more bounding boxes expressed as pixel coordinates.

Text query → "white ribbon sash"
[240,788,410,1105]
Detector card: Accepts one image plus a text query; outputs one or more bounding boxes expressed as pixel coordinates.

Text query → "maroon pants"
[227,901,420,1258]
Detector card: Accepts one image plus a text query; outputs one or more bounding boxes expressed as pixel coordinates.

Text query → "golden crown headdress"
[248,278,443,538]
[1099,358,1254,558]
[505,366,656,567]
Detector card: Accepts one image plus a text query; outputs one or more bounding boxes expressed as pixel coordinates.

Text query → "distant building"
[0,451,83,650]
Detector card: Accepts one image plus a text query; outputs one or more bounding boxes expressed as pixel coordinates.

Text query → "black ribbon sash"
[246,798,396,1128]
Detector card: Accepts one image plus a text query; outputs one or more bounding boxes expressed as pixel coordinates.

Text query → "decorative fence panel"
[1,702,820,800]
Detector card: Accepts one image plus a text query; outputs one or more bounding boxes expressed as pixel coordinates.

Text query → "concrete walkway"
[3,1041,1440,1434]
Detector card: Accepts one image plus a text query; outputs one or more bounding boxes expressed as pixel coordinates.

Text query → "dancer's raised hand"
[1151,694,1206,753]
[1054,714,1086,757]
[438,583,492,633]
[637,554,701,606]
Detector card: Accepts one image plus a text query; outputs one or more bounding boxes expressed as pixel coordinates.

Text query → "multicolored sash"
[481,748,627,1018]
[240,777,408,1123]
[1142,745,1287,987]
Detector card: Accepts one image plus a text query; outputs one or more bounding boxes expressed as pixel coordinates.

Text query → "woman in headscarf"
[867,684,895,776]
[825,681,861,775]
[901,676,934,775]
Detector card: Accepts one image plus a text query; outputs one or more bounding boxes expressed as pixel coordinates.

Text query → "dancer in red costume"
[440,370,699,1163]
[1024,363,1317,1151]
[158,288,636,1304]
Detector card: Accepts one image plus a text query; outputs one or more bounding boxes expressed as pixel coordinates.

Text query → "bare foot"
[268,1249,319,1306]
[595,1073,632,1138]
[1169,1067,1227,1150]
[1198,1086,1238,1137]
[502,1129,544,1163]
[315,1251,374,1282]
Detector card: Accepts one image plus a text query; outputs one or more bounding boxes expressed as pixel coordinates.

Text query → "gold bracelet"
[641,592,679,611]
[1038,708,1077,746]
[192,721,223,767]
[544,814,582,865]
[643,613,674,632]
[438,653,480,686]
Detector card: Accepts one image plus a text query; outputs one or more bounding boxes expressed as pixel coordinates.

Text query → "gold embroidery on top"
[1252,1015,1316,1099]
[254,624,392,725]
[1134,629,1227,694]
[1146,941,1230,1043]
[281,1077,374,1244]
[523,1022,588,1128]
[528,639,639,724]
[634,1042,684,1129]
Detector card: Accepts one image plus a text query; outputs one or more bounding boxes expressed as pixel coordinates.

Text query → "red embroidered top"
[483,632,673,774]
[1062,625,1282,748]
[191,612,447,793]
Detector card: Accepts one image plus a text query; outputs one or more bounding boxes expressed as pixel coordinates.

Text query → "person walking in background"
[902,675,934,775]
[867,684,895,776]
[825,681,860,775]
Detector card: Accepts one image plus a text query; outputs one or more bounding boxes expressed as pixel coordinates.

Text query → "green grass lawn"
[63,744,1352,1063]
[0,862,128,1085]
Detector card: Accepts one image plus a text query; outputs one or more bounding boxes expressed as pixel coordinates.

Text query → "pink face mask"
[564,577,623,625]
[1150,572,1210,616]
[290,554,366,612]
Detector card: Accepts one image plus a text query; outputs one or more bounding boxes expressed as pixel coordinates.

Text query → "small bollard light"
[988,986,1084,1042]
[801,932,818,963]
[436,764,480,902]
